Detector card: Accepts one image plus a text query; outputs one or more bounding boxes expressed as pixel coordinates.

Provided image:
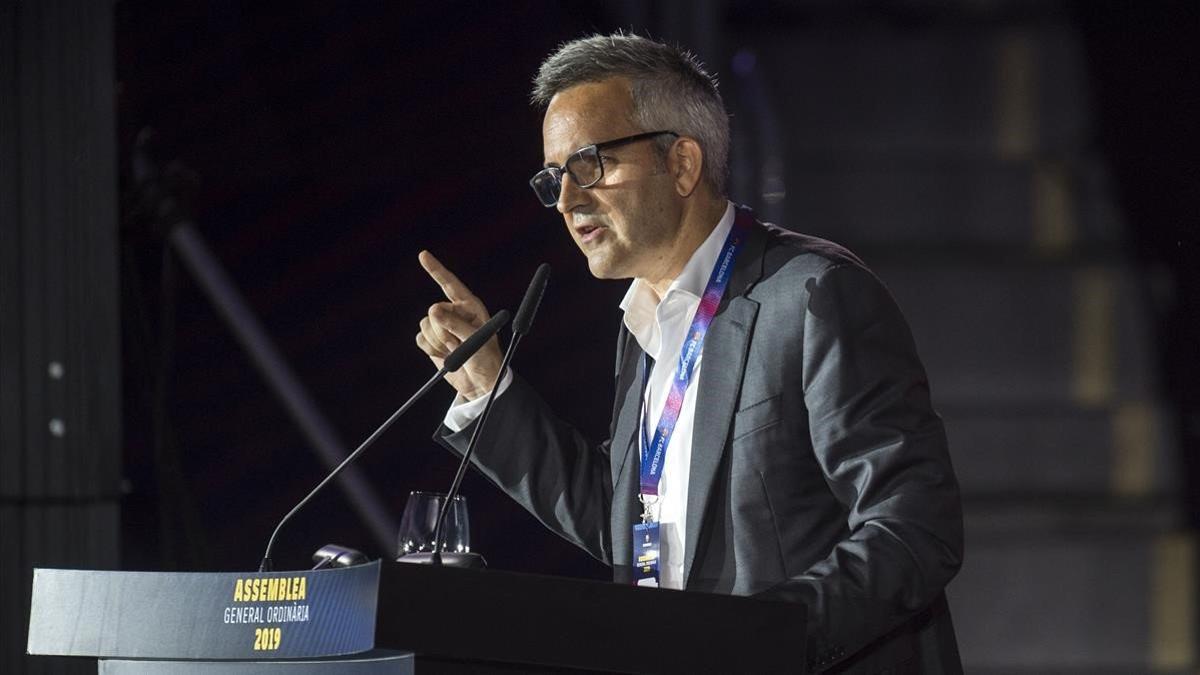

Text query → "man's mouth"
[575,223,606,244]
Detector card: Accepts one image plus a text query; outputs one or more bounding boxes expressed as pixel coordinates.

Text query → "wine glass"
[397,491,470,557]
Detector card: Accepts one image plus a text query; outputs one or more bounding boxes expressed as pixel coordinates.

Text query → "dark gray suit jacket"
[438,216,964,673]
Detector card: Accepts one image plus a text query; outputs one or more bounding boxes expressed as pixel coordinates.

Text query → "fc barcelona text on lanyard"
[633,207,751,588]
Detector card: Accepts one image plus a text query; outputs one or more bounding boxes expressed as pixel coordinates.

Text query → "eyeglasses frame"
[530,130,679,207]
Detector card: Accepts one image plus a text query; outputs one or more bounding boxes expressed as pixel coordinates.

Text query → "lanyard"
[638,209,750,504]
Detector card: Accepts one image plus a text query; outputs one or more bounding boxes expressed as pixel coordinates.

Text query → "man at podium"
[416,33,963,674]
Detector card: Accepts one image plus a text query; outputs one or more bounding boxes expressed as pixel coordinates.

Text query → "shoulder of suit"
[754,220,870,277]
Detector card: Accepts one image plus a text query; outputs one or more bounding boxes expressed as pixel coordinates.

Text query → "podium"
[29,562,805,673]
[377,562,806,673]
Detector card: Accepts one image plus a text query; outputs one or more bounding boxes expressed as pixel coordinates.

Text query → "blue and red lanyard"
[638,208,751,507]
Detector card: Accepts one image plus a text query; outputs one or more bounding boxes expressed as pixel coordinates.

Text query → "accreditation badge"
[632,522,660,587]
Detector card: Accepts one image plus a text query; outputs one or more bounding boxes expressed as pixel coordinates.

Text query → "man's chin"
[585,255,634,281]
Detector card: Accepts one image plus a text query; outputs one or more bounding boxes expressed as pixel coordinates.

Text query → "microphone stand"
[400,263,549,568]
[259,310,510,572]
[430,338,519,567]
[259,368,446,572]
[391,329,517,569]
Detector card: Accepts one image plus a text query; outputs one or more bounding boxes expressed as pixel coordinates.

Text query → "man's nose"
[556,172,588,214]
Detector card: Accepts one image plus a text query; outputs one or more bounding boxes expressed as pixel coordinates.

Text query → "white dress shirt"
[445,202,736,590]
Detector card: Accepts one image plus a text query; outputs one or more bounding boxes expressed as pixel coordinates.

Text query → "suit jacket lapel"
[683,216,767,584]
[610,325,643,564]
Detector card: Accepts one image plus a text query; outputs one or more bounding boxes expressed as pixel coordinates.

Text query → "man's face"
[542,78,682,281]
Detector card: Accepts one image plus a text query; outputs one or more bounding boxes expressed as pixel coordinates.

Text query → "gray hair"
[532,32,730,196]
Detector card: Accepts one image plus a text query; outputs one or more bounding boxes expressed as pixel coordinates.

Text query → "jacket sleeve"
[754,262,964,671]
[435,373,615,564]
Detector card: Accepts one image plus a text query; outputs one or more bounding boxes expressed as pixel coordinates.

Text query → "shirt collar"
[619,201,736,354]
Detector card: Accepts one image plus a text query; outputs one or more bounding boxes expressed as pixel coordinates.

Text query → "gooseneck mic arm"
[432,264,550,564]
[258,309,511,572]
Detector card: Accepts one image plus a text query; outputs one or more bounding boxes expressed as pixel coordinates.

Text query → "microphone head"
[312,544,368,569]
[444,309,510,373]
[513,263,551,336]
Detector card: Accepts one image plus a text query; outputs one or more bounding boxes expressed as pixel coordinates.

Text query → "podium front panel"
[28,563,380,659]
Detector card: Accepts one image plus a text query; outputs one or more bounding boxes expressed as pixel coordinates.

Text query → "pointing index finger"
[419,250,477,303]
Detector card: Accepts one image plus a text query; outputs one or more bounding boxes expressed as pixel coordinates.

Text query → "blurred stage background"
[3,1,1198,672]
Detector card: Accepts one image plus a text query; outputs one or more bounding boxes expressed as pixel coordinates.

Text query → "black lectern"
[30,563,805,673]
[376,562,807,673]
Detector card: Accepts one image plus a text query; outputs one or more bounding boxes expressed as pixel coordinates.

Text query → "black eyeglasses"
[529,130,679,207]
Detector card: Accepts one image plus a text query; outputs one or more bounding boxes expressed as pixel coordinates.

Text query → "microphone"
[444,309,510,372]
[311,544,368,570]
[512,263,551,336]
[430,264,551,566]
[258,309,511,572]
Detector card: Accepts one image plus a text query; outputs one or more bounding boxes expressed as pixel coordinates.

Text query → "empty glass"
[397,491,470,557]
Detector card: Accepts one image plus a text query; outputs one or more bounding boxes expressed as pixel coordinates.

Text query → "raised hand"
[416,250,504,400]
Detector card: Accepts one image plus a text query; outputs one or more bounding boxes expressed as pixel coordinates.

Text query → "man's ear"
[668,137,705,197]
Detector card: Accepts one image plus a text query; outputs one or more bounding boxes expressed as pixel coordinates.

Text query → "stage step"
[873,261,1161,406]
[944,402,1178,498]
[778,156,1124,250]
[752,24,1091,158]
[948,531,1196,672]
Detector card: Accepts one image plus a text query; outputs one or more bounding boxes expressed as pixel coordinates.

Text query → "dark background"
[114,0,1199,578]
[116,1,628,578]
